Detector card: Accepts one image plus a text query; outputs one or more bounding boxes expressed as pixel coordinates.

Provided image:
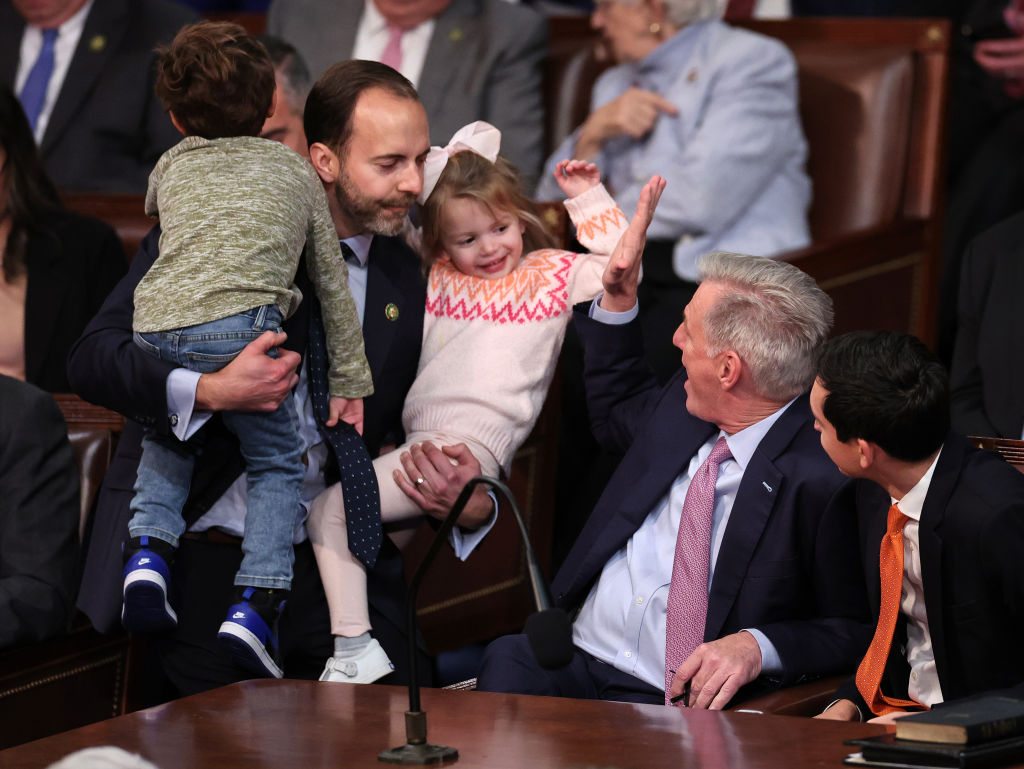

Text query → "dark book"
[896,697,1024,745]
[844,732,1024,769]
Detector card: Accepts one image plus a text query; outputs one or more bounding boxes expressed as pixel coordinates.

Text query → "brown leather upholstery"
[53,394,125,538]
[542,17,951,345]
[794,45,912,240]
[969,436,1024,474]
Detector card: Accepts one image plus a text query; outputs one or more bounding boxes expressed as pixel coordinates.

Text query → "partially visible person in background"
[0,0,197,193]
[266,0,548,187]
[0,374,80,650]
[257,35,312,159]
[949,209,1024,439]
[0,85,126,392]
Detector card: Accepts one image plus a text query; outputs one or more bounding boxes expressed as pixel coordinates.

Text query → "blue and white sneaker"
[121,536,177,633]
[217,587,287,679]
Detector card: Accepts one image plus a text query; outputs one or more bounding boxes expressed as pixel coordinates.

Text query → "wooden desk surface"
[0,680,890,769]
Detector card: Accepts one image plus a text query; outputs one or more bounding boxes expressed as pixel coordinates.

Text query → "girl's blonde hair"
[420,151,555,269]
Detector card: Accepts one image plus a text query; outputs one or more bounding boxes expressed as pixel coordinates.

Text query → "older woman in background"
[538,0,810,381]
[0,86,126,392]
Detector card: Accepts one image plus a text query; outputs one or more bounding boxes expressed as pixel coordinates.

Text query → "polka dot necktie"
[855,503,927,716]
[665,436,732,705]
[306,286,382,569]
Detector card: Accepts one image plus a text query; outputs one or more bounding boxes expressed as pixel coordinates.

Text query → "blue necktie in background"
[306,286,383,569]
[19,28,58,134]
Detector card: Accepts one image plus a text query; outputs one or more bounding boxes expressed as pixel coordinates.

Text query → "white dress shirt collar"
[890,448,942,523]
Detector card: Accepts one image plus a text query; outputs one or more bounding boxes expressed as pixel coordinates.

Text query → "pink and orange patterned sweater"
[401,184,629,474]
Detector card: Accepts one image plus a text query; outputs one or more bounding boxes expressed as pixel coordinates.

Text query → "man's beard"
[334,165,416,237]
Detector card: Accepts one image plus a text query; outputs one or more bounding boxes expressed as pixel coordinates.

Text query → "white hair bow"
[417,121,502,204]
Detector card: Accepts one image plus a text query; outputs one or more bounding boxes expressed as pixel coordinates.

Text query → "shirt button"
[911,672,919,681]
[624,651,632,659]
[169,414,179,426]
[636,596,644,604]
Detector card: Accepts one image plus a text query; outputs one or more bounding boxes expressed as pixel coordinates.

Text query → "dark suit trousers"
[475,634,663,705]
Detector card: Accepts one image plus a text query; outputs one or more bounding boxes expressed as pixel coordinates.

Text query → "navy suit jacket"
[558,306,871,697]
[836,434,1024,714]
[68,226,426,658]
[0,0,196,193]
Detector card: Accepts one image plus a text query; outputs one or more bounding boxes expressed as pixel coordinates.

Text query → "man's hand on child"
[392,442,493,529]
[554,159,601,199]
[196,330,299,412]
[327,396,364,435]
[599,174,666,313]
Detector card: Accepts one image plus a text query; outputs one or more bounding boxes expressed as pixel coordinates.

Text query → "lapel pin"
[449,28,463,42]
[687,68,698,83]
[762,481,773,493]
[384,302,399,322]
[89,34,106,53]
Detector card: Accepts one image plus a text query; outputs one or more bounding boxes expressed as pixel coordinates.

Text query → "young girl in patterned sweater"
[309,122,665,684]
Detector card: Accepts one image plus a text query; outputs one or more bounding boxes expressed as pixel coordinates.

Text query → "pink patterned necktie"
[379,24,404,73]
[665,436,732,704]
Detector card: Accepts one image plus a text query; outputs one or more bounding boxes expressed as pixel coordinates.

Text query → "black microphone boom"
[378,475,571,764]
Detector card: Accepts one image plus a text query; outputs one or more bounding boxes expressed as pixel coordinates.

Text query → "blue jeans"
[129,305,303,590]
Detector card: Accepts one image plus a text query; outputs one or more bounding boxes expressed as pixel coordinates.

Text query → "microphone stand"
[380,476,518,765]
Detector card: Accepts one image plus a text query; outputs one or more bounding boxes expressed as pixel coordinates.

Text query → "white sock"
[333,632,371,658]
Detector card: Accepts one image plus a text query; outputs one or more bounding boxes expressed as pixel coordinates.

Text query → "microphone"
[501,482,573,670]
[378,476,571,765]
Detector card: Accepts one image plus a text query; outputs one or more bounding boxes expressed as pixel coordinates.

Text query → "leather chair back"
[53,394,125,539]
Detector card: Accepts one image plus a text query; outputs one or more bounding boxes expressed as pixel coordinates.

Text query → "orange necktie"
[855,504,928,717]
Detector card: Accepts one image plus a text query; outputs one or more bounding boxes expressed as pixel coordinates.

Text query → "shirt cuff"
[589,294,639,324]
[448,490,498,560]
[822,698,864,721]
[743,628,782,675]
[167,368,211,441]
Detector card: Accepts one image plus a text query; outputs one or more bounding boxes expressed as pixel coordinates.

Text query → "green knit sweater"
[134,136,371,398]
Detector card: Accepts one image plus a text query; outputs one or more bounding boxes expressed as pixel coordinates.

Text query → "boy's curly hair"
[154,21,274,139]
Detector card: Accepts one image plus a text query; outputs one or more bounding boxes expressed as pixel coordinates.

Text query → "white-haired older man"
[478,250,870,710]
[538,0,810,382]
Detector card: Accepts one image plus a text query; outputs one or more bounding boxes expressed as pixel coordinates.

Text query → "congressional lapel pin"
[687,68,698,83]
[761,481,773,493]
[385,303,400,322]
[89,34,106,53]
[449,28,463,42]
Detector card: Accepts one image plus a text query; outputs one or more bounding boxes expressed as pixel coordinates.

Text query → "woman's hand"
[575,87,678,158]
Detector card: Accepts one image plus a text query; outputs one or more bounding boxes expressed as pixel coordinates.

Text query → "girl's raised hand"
[554,159,602,199]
